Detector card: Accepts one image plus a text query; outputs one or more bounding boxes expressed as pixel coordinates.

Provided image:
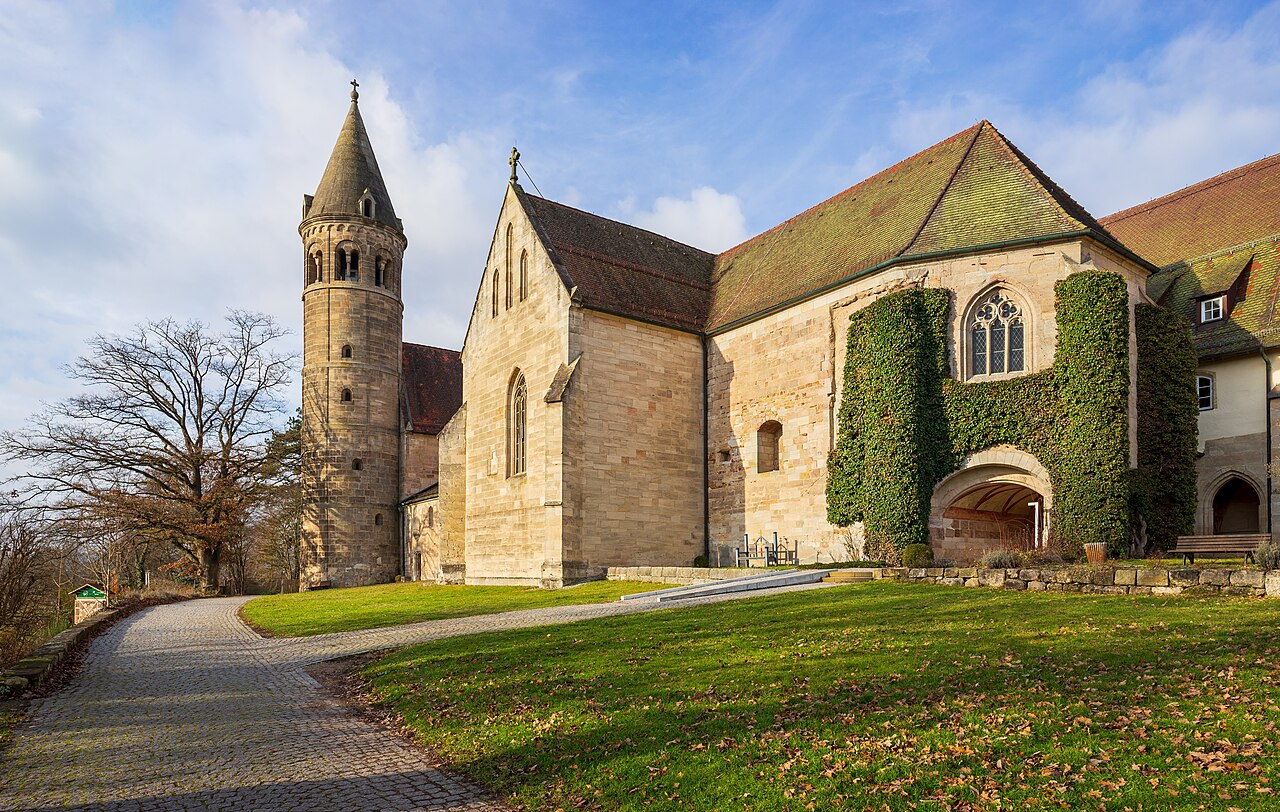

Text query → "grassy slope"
[364,582,1280,811]
[240,581,661,637]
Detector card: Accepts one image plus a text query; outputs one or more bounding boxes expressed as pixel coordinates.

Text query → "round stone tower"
[299,83,406,588]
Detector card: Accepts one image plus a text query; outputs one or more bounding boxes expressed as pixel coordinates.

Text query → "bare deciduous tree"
[0,313,293,592]
[0,497,71,665]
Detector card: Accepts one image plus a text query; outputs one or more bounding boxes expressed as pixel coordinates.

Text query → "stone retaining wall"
[0,608,118,698]
[892,565,1280,597]
[604,565,759,585]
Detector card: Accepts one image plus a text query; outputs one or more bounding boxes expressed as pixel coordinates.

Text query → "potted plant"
[1084,542,1107,564]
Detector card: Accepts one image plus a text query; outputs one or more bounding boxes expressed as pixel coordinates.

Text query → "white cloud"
[0,3,504,454]
[626,186,749,252]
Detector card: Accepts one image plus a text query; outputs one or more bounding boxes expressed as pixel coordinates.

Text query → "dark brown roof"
[1101,152,1280,268]
[514,122,1123,335]
[305,93,402,230]
[401,343,462,434]
[517,188,715,332]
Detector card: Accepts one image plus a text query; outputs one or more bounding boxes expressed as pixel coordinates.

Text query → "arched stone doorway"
[930,446,1052,564]
[1213,477,1261,534]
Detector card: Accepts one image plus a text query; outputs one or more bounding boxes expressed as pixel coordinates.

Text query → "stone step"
[622,569,832,603]
[822,569,875,584]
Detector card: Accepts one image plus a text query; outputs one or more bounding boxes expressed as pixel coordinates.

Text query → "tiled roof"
[517,188,715,332]
[306,94,401,230]
[401,343,462,434]
[1154,245,1280,359]
[1101,152,1280,268]
[706,122,1116,331]
[514,121,1121,334]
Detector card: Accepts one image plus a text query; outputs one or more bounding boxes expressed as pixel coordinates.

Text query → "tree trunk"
[199,548,221,594]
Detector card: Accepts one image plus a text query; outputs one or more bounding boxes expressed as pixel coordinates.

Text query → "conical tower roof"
[306,85,400,230]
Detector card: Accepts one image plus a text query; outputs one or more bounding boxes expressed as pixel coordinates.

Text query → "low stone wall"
[0,608,119,699]
[604,565,759,585]
[893,565,1280,597]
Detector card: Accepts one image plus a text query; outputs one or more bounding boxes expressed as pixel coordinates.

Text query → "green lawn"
[363,581,1280,811]
[240,581,662,637]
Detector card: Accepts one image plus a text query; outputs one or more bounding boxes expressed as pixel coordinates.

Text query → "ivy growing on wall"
[828,271,1147,559]
[1132,303,1199,551]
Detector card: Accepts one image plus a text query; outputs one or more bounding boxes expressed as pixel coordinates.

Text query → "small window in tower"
[314,253,323,283]
[342,344,353,359]
[341,388,352,402]
[349,250,359,282]
[375,257,385,288]
[361,198,375,218]
[374,513,383,527]
[352,458,363,471]
[306,253,318,285]
[336,249,348,281]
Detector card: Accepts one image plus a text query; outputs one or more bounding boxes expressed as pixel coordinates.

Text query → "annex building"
[297,85,1280,588]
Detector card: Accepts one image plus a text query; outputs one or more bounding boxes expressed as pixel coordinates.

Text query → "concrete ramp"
[621,569,833,603]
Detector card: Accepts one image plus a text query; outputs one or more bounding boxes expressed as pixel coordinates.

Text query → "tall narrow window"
[969,290,1026,377]
[505,224,514,309]
[1197,375,1214,410]
[492,272,500,317]
[349,250,359,282]
[519,250,528,301]
[509,372,527,476]
[306,252,319,285]
[361,198,374,218]
[314,252,323,283]
[337,249,348,281]
[375,257,385,288]
[757,420,782,473]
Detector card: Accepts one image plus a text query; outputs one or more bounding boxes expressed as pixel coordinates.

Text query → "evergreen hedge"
[827,271,1190,559]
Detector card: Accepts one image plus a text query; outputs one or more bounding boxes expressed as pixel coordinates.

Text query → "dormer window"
[1201,295,1225,323]
[359,194,375,219]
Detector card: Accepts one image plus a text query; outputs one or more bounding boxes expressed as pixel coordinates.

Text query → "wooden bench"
[1168,534,1269,565]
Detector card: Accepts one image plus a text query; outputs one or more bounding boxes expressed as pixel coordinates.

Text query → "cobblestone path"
[0,582,832,811]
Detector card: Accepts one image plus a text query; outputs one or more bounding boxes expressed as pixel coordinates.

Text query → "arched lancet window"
[361,197,375,218]
[519,250,528,301]
[427,506,434,527]
[375,256,385,288]
[969,290,1026,377]
[492,271,500,317]
[757,420,782,473]
[341,344,353,359]
[374,513,383,527]
[312,251,324,283]
[336,243,360,282]
[341,388,353,403]
[352,458,362,471]
[508,372,527,476]
[306,251,319,285]
[349,249,359,281]
[505,224,514,309]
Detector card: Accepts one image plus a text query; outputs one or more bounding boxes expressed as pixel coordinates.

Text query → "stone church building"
[298,86,1280,589]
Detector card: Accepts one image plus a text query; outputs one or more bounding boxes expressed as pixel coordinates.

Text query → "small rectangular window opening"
[1197,376,1214,411]
[1201,296,1225,323]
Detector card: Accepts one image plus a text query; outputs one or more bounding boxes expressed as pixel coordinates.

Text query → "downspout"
[701,332,711,558]
[1259,343,1274,535]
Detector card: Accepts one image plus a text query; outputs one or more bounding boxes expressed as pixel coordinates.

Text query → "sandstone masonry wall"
[565,310,704,575]
[893,564,1280,597]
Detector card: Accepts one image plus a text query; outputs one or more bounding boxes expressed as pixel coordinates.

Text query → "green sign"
[71,585,106,599]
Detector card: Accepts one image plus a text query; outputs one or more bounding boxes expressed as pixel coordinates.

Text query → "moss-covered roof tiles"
[516,121,1120,335]
[1154,245,1280,359]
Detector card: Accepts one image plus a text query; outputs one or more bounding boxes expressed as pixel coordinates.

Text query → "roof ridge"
[402,341,460,355]
[981,121,1110,236]
[715,122,984,263]
[1103,151,1280,225]
[897,121,986,257]
[523,192,716,258]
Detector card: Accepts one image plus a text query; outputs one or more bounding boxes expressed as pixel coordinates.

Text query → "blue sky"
[2,0,1279,451]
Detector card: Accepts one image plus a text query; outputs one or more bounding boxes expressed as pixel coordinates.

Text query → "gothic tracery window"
[969,290,1026,377]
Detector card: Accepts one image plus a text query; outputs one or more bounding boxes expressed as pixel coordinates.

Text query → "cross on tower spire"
[350,79,359,102]
[509,146,520,185]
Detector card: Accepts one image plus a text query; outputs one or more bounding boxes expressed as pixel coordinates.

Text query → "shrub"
[692,555,709,568]
[1256,537,1280,570]
[979,549,1021,569]
[1022,548,1063,567]
[902,544,934,568]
